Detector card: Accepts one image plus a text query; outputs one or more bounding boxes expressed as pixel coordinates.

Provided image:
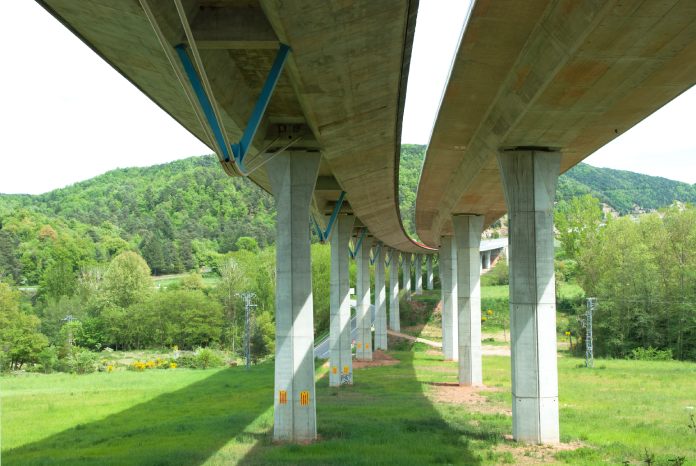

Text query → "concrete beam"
[426,254,434,290]
[452,215,483,386]
[439,237,458,361]
[414,254,423,295]
[329,214,354,387]
[268,151,320,443]
[389,250,401,332]
[356,237,373,361]
[498,149,561,444]
[188,5,279,50]
[374,243,388,350]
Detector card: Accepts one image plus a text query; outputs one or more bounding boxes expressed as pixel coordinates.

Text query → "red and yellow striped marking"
[300,391,310,406]
[279,390,287,404]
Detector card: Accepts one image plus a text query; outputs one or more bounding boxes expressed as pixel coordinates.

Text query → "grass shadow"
[3,365,274,465]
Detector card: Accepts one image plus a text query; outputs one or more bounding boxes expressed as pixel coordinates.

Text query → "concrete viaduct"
[38,0,696,446]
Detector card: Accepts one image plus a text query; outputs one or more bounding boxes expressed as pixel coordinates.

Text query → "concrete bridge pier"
[482,250,491,269]
[426,254,434,290]
[414,254,423,295]
[356,236,373,361]
[439,236,458,361]
[268,152,320,443]
[498,149,561,444]
[402,253,412,299]
[374,243,388,350]
[329,214,355,387]
[389,249,401,332]
[452,215,483,386]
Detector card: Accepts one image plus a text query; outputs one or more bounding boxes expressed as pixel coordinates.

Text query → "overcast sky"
[1,1,695,195]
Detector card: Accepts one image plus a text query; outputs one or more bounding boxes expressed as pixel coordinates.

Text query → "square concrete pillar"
[329,214,354,387]
[402,253,412,299]
[388,250,401,332]
[452,215,484,386]
[374,243,388,350]
[439,237,458,361]
[426,254,434,290]
[356,236,373,361]
[414,254,423,295]
[268,151,320,443]
[498,149,561,444]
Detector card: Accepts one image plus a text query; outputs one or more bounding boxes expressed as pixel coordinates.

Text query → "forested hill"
[1,149,694,283]
[399,144,696,220]
[0,156,274,278]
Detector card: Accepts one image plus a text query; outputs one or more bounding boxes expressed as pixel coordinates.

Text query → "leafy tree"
[555,194,603,260]
[235,236,259,253]
[0,282,48,370]
[102,251,151,308]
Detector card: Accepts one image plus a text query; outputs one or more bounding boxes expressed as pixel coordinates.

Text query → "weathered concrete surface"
[499,150,560,445]
[416,0,696,246]
[389,249,401,332]
[356,237,373,361]
[426,254,434,290]
[329,214,354,387]
[38,0,429,254]
[414,254,423,295]
[452,215,483,387]
[402,253,412,297]
[268,151,320,442]
[439,236,458,361]
[374,244,388,350]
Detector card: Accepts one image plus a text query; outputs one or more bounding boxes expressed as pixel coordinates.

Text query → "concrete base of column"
[356,237,373,361]
[498,149,561,444]
[452,215,483,386]
[439,237,458,361]
[268,152,320,443]
[330,214,354,387]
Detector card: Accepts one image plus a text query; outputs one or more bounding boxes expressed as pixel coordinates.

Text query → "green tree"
[555,194,603,260]
[102,251,151,308]
[0,282,48,370]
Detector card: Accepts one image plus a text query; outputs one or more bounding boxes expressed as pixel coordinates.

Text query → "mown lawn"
[2,349,695,465]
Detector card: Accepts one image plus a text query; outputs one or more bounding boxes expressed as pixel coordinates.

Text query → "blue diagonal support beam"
[231,44,291,165]
[349,228,367,259]
[369,242,382,265]
[311,192,347,243]
[175,43,291,174]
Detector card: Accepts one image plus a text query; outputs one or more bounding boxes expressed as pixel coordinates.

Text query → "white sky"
[1,1,695,195]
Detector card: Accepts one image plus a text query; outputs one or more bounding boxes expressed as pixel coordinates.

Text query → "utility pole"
[236,292,257,370]
[585,298,595,368]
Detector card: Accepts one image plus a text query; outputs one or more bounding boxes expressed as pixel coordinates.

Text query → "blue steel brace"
[175,43,291,173]
[369,242,382,265]
[311,192,346,243]
[385,249,393,267]
[349,228,367,259]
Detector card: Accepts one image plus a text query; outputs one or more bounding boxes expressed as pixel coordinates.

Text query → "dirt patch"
[482,345,511,356]
[352,350,400,368]
[425,383,511,415]
[495,439,585,464]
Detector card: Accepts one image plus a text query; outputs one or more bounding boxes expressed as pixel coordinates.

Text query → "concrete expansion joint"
[501,146,559,152]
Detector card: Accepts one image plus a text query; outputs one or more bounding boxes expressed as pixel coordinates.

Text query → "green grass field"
[3,352,695,464]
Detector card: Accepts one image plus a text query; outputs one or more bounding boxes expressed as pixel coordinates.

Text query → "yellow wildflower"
[170,362,177,369]
[486,309,494,316]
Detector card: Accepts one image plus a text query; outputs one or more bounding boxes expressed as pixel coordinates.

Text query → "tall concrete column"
[402,253,412,298]
[439,236,458,361]
[426,254,434,290]
[329,214,354,387]
[268,152,320,443]
[356,236,373,361]
[498,149,561,444]
[374,243,387,350]
[482,250,491,269]
[389,250,401,332]
[414,254,423,294]
[452,215,483,386]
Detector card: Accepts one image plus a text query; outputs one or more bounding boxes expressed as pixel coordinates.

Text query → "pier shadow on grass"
[3,364,274,465]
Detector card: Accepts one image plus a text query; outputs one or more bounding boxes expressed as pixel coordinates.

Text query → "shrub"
[37,346,59,374]
[177,347,226,369]
[59,348,99,374]
[630,347,673,361]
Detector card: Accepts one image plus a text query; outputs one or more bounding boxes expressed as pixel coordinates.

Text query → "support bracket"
[369,242,382,265]
[311,191,346,244]
[175,42,291,175]
[385,249,393,267]
[349,228,367,259]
